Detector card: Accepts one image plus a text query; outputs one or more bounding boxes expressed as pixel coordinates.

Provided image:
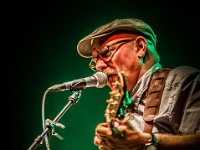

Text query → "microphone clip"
[45,119,65,141]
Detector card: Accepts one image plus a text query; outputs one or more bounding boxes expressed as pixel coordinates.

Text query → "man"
[76,18,200,149]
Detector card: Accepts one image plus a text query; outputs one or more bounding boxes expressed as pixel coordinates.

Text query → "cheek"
[112,48,138,71]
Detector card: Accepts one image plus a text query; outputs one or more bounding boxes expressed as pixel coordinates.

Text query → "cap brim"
[77,31,117,58]
[77,28,142,58]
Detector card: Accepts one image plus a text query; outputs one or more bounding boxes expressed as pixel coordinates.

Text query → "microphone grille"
[94,72,108,88]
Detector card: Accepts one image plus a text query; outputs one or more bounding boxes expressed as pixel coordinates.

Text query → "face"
[90,33,145,92]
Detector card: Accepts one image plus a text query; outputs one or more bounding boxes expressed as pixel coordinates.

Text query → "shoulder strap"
[143,68,172,132]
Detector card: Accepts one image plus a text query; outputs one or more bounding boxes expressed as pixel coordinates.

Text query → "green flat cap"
[77,18,157,58]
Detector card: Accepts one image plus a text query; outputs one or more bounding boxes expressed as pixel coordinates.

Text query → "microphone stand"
[28,90,82,150]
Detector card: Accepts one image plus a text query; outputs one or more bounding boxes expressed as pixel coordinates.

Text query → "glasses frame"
[89,37,136,72]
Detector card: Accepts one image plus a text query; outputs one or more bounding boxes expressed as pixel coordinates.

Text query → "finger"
[115,124,127,132]
[98,145,109,150]
[95,122,108,133]
[98,145,103,150]
[96,124,112,137]
[116,118,129,125]
[114,123,139,140]
[94,134,102,146]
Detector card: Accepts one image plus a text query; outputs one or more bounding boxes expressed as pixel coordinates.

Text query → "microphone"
[48,72,108,92]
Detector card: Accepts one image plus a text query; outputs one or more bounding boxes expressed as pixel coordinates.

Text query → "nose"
[95,58,108,71]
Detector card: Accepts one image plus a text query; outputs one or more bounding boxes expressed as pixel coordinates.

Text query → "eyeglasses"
[89,38,135,72]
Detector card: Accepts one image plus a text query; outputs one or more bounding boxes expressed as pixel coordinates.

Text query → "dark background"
[5,1,199,150]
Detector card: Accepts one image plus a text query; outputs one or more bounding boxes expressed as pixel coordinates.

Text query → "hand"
[94,119,148,150]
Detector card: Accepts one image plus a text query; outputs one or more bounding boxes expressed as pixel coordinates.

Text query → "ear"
[135,36,147,58]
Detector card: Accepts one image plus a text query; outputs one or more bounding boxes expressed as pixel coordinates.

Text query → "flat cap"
[77,18,157,58]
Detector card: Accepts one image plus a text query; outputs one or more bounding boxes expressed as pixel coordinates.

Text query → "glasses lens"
[99,46,111,58]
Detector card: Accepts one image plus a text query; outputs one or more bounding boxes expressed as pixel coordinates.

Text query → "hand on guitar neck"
[94,72,147,150]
